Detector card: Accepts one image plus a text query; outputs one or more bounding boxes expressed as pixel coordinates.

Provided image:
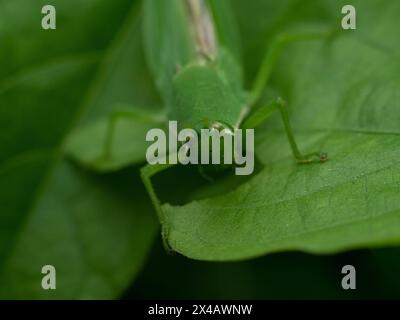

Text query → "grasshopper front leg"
[140,162,177,253]
[241,30,333,164]
[241,98,327,164]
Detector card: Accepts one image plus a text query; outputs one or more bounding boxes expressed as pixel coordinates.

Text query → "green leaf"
[0,0,158,298]
[66,106,165,172]
[159,0,400,261]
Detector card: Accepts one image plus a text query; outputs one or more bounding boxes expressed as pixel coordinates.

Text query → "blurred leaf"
[231,0,334,84]
[67,106,165,172]
[159,0,400,261]
[0,0,158,298]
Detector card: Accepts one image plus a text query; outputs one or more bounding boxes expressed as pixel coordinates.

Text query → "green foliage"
[67,106,165,171]
[0,0,158,299]
[2,0,400,299]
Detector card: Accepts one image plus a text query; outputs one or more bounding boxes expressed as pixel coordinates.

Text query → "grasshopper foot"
[297,152,328,164]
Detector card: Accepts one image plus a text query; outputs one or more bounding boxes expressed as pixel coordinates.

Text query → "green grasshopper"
[68,0,331,249]
[140,0,329,240]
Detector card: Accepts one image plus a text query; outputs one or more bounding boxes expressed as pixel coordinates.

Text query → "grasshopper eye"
[210,121,234,135]
[319,152,328,162]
